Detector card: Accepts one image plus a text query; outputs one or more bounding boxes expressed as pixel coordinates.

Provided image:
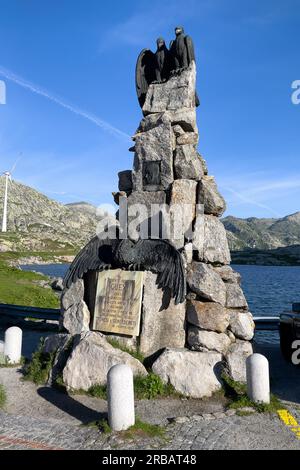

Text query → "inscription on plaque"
[93,269,144,336]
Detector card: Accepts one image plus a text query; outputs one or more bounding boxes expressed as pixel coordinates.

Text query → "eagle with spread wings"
[63,234,186,305]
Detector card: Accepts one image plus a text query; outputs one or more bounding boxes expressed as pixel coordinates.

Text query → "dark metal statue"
[169,26,196,70]
[155,37,172,82]
[135,27,199,108]
[170,26,199,107]
[135,37,172,108]
[63,230,186,305]
[135,49,157,108]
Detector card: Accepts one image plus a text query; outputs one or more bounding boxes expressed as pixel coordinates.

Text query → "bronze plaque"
[92,269,144,336]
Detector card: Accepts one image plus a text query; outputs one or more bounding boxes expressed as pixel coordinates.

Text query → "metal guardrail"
[253,316,279,331]
[0,304,281,330]
[0,303,60,321]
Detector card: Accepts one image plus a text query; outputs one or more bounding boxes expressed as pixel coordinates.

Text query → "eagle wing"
[135,49,157,108]
[132,239,186,305]
[63,235,116,288]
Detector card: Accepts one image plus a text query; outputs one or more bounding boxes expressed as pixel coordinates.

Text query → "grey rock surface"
[225,340,253,382]
[187,262,226,305]
[63,332,147,391]
[198,176,226,216]
[61,300,90,336]
[139,272,186,357]
[174,145,203,180]
[214,266,241,284]
[126,190,166,240]
[193,215,231,265]
[143,62,197,114]
[226,284,248,309]
[229,310,255,341]
[152,348,223,398]
[132,117,174,191]
[187,327,231,354]
[177,132,199,146]
[187,300,230,333]
[43,334,71,354]
[61,279,84,311]
[170,179,197,246]
[166,108,198,133]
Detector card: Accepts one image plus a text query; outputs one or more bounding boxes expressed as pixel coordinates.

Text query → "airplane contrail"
[0,66,130,140]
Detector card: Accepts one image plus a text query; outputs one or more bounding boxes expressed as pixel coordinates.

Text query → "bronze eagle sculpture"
[135,26,199,108]
[63,234,186,305]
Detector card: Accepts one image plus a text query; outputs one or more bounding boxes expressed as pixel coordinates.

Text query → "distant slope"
[231,245,300,266]
[1,176,300,264]
[65,201,97,215]
[223,213,300,250]
[0,178,101,252]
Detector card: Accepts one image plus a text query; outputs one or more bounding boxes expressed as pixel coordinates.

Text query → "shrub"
[0,384,6,408]
[23,340,55,385]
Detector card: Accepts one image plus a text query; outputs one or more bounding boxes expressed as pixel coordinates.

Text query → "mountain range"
[0,178,101,253]
[1,178,300,262]
[222,213,300,250]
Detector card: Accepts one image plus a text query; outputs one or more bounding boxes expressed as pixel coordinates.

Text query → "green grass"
[229,393,283,413]
[99,419,113,434]
[87,384,107,399]
[106,338,145,363]
[54,373,67,392]
[222,373,283,413]
[121,418,166,440]
[0,384,7,408]
[133,373,182,399]
[0,230,78,258]
[236,410,256,417]
[0,257,59,308]
[71,373,182,401]
[0,354,25,367]
[96,417,166,440]
[23,340,55,384]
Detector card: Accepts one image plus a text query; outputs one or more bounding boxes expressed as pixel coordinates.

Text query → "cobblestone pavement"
[166,410,300,450]
[1,407,300,450]
[1,328,300,450]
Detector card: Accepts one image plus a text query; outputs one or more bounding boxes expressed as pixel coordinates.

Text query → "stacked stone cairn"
[49,62,254,399]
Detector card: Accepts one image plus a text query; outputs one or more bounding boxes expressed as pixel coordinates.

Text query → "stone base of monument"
[44,62,255,399]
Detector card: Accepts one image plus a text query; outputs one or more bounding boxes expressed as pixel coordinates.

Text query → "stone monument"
[46,28,255,398]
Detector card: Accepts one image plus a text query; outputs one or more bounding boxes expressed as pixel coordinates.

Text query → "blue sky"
[0,0,299,218]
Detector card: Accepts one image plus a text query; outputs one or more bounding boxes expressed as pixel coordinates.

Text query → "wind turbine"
[1,154,22,233]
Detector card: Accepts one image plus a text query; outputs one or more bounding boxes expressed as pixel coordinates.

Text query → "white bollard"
[107,364,135,431]
[4,327,22,364]
[246,353,270,404]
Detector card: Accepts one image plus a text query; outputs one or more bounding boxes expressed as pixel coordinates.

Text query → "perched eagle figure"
[63,234,186,305]
[135,38,172,108]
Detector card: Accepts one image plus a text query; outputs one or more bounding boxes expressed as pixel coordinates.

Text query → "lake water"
[21,263,300,317]
[234,265,300,317]
[21,263,70,278]
[21,263,300,344]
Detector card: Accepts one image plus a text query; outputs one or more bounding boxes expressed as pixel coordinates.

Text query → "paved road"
[0,408,300,450]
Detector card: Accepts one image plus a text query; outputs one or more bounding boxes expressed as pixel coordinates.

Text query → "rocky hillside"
[0,178,100,253]
[223,213,300,250]
[1,177,299,260]
[231,244,300,266]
